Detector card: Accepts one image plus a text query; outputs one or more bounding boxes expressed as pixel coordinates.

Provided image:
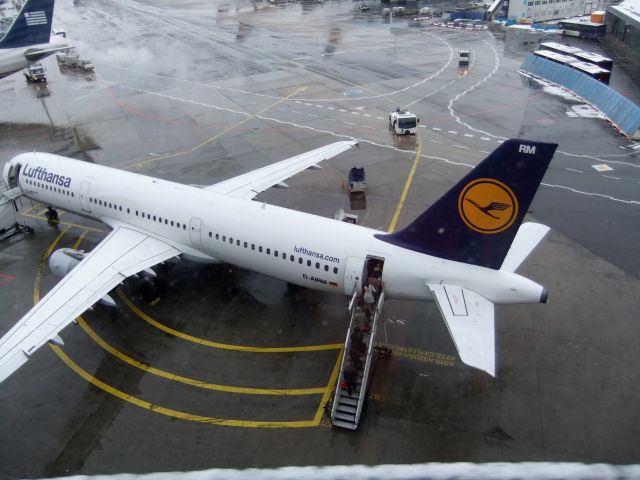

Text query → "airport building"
[507,0,605,22]
[606,0,640,52]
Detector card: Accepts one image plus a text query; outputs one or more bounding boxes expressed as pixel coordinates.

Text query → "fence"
[520,54,640,138]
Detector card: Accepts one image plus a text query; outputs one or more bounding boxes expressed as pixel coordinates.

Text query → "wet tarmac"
[1,0,639,477]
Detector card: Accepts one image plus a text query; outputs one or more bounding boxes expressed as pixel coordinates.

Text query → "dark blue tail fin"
[0,0,55,49]
[375,139,557,269]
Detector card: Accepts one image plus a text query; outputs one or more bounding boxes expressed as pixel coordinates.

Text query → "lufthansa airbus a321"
[0,139,557,382]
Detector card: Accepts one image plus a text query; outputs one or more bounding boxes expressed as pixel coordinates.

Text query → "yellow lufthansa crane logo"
[458,178,518,234]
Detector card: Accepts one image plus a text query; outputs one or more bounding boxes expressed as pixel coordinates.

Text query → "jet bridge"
[330,286,385,430]
[486,0,508,19]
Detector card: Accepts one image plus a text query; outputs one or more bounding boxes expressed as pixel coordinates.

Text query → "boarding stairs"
[0,183,32,242]
[0,183,23,207]
[330,286,385,430]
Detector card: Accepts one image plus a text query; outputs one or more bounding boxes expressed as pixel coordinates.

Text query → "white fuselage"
[7,152,546,305]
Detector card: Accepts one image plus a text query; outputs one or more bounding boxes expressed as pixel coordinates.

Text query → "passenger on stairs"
[352,307,369,332]
[344,363,357,397]
[363,283,376,317]
[349,332,366,371]
[370,262,382,294]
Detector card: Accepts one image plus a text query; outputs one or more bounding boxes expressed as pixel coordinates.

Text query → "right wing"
[204,140,357,200]
[0,226,180,383]
[428,284,495,377]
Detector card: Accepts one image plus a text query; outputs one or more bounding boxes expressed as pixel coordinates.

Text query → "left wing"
[428,284,495,377]
[0,227,180,383]
[205,140,357,200]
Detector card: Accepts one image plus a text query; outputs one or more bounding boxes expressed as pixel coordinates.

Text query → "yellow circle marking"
[49,344,319,428]
[77,316,326,396]
[36,232,337,426]
[458,178,518,234]
[118,289,342,353]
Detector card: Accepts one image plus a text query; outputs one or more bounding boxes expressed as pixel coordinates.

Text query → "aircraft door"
[343,256,365,295]
[190,217,203,247]
[5,163,21,188]
[79,181,91,213]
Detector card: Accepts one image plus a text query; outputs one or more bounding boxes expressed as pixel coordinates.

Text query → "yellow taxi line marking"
[313,349,344,425]
[35,224,330,426]
[117,289,342,353]
[37,207,65,217]
[281,56,398,108]
[149,297,161,306]
[21,212,105,233]
[76,317,326,396]
[387,133,422,233]
[34,230,67,304]
[48,344,318,428]
[22,204,38,215]
[124,86,308,170]
[71,230,89,250]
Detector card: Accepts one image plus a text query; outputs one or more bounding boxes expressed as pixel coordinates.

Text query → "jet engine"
[49,248,84,279]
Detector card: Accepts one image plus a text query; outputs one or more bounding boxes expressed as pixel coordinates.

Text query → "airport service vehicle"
[0,139,557,383]
[23,62,45,81]
[56,50,94,71]
[533,50,611,84]
[348,166,366,193]
[389,109,419,135]
[459,49,470,65]
[0,0,68,81]
[540,42,613,71]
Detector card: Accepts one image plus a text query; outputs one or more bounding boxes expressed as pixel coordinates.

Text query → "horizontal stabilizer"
[501,222,550,272]
[428,284,495,376]
[24,44,69,61]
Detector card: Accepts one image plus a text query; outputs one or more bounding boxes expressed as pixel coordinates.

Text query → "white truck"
[389,108,419,135]
[459,49,471,65]
[24,63,46,82]
[56,51,94,71]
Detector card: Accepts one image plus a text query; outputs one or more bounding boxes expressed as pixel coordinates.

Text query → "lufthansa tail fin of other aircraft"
[376,139,557,269]
[0,0,55,49]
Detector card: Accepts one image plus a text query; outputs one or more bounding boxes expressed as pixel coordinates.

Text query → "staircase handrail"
[348,285,358,313]
[330,299,357,421]
[354,288,385,424]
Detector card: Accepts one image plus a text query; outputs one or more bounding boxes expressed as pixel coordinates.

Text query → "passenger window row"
[25,179,74,197]
[207,231,339,275]
[88,197,188,230]
[26,182,338,275]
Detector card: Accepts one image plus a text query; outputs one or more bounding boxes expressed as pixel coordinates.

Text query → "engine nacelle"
[49,248,85,279]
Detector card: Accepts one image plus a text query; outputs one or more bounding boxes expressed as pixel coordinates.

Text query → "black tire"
[140,277,158,302]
